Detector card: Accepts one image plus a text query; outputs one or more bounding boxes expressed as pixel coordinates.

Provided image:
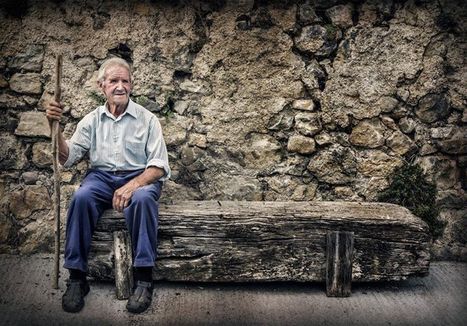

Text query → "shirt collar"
[100,98,137,119]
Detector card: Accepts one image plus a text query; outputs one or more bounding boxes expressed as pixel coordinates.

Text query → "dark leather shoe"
[62,279,90,313]
[126,281,153,313]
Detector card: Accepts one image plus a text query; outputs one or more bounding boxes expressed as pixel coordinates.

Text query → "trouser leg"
[63,171,113,272]
[124,182,162,267]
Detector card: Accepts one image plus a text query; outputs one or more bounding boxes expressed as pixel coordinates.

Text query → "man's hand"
[113,179,140,212]
[45,99,64,130]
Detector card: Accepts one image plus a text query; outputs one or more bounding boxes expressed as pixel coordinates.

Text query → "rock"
[431,127,454,139]
[315,132,333,146]
[267,111,294,131]
[287,134,316,154]
[294,25,339,57]
[357,150,403,177]
[21,172,39,185]
[381,116,397,130]
[349,118,385,148]
[301,60,325,91]
[201,173,262,201]
[334,186,360,200]
[0,133,28,170]
[9,185,52,220]
[377,96,399,113]
[18,219,54,254]
[7,45,44,72]
[307,144,357,185]
[415,156,458,190]
[292,99,315,111]
[32,142,52,168]
[173,100,189,115]
[243,134,281,170]
[180,146,204,166]
[179,79,211,94]
[420,143,438,156]
[386,130,415,156]
[398,117,416,134]
[188,133,207,148]
[435,128,467,155]
[295,112,322,136]
[264,175,316,201]
[325,4,354,29]
[9,73,42,95]
[0,93,26,109]
[415,93,450,123]
[297,3,322,25]
[0,76,8,88]
[15,111,50,138]
[437,189,466,209]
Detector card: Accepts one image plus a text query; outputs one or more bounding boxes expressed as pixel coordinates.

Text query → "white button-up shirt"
[64,99,171,181]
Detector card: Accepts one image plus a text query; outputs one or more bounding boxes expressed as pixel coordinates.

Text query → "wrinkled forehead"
[104,64,131,80]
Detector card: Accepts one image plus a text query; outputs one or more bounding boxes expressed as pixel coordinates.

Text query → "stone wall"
[0,0,465,260]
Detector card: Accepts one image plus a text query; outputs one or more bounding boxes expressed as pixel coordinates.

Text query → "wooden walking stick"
[52,54,62,289]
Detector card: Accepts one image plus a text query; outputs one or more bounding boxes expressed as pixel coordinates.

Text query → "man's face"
[100,65,131,107]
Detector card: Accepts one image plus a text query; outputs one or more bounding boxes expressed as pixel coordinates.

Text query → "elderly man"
[45,57,170,314]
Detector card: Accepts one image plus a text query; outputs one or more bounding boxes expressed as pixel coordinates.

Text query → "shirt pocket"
[126,140,146,163]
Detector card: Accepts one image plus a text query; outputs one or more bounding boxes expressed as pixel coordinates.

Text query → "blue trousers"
[64,169,162,272]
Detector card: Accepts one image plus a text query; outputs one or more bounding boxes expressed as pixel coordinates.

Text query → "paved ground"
[0,254,465,326]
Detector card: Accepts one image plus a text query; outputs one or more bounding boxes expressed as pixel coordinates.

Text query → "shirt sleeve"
[63,113,93,168]
[146,116,171,181]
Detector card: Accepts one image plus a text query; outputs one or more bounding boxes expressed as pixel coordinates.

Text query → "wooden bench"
[87,201,432,298]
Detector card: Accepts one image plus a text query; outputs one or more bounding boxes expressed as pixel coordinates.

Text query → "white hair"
[97,57,133,85]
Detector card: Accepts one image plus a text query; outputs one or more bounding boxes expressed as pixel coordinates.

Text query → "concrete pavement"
[0,254,465,326]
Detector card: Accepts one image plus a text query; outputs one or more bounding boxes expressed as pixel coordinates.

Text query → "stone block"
[295,112,322,136]
[9,185,52,220]
[15,111,50,138]
[32,142,52,168]
[325,4,354,29]
[0,133,28,170]
[7,45,44,72]
[349,119,385,148]
[292,99,315,111]
[9,73,42,95]
[287,134,316,154]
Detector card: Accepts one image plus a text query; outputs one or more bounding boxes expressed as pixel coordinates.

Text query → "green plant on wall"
[87,91,106,106]
[378,163,446,239]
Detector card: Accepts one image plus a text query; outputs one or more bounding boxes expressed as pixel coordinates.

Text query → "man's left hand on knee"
[113,180,140,212]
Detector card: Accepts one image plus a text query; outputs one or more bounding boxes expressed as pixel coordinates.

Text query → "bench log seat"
[87,201,431,297]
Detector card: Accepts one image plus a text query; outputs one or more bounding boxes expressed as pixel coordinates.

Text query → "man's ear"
[97,79,105,94]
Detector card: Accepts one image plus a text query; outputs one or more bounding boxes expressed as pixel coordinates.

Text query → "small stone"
[0,93,26,109]
[294,25,338,57]
[268,112,294,131]
[0,133,28,170]
[61,171,74,183]
[188,133,207,148]
[431,127,454,139]
[179,80,210,94]
[15,111,50,138]
[386,131,415,156]
[0,76,8,88]
[315,132,333,145]
[462,110,467,123]
[9,73,42,95]
[292,99,315,111]
[22,172,39,185]
[287,134,316,154]
[415,156,458,190]
[349,119,385,148]
[325,4,354,29]
[32,142,52,168]
[174,101,189,115]
[8,45,44,72]
[435,128,467,155]
[9,185,52,220]
[295,112,322,136]
[398,117,416,134]
[381,116,397,130]
[307,144,357,185]
[297,3,322,25]
[378,96,399,113]
[420,143,438,156]
[357,150,403,177]
[415,93,450,123]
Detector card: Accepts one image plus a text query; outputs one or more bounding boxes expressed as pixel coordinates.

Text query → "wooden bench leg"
[326,231,354,297]
[113,231,133,300]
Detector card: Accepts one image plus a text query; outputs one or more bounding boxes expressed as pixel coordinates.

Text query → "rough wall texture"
[0,0,465,260]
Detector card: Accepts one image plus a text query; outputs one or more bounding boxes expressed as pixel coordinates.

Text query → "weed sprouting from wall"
[378,163,446,239]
